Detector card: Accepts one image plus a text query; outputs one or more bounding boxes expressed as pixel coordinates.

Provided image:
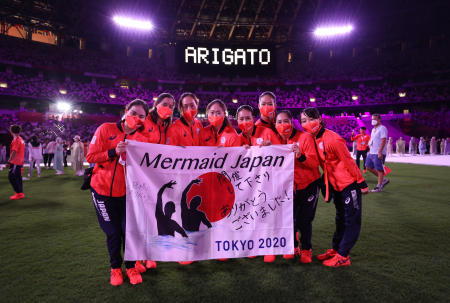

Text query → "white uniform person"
[71,135,85,176]
[28,136,43,178]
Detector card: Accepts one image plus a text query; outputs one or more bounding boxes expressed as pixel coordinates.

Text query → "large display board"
[176,43,275,76]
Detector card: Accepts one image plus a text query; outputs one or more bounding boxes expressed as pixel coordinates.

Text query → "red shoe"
[126,268,143,285]
[317,249,337,261]
[263,255,276,263]
[299,249,312,264]
[284,247,302,259]
[110,268,123,286]
[135,261,146,273]
[283,254,294,259]
[10,193,25,200]
[145,260,157,269]
[247,256,257,259]
[178,261,194,265]
[216,258,228,261]
[322,253,351,267]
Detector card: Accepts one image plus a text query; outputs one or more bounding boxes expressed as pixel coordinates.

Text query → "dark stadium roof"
[1,0,449,44]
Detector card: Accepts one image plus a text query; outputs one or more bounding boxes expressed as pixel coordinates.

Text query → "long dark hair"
[125,99,149,115]
[206,99,230,128]
[178,92,199,114]
[301,107,325,127]
[30,135,40,147]
[149,93,174,127]
[235,105,254,119]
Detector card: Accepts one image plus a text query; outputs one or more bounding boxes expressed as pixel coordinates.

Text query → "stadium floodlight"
[109,93,116,99]
[153,97,157,101]
[352,95,359,100]
[113,16,153,31]
[310,97,316,102]
[314,25,353,37]
[57,101,71,112]
[59,89,67,95]
[0,82,7,88]
[232,98,238,104]
[399,92,406,98]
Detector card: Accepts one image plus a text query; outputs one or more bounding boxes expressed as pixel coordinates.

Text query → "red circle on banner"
[186,172,235,223]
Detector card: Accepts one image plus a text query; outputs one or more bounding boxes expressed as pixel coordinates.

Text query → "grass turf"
[0,163,449,303]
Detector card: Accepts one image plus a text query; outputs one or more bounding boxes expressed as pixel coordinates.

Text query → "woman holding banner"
[165,92,203,147]
[143,93,175,145]
[199,99,240,147]
[137,93,176,270]
[87,99,149,286]
[275,110,321,264]
[300,108,369,267]
[164,92,204,265]
[235,105,281,263]
[236,105,281,148]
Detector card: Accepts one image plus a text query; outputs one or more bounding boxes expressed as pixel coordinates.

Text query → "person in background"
[386,137,394,156]
[444,137,450,155]
[53,137,64,175]
[28,135,43,179]
[71,135,84,176]
[275,110,320,264]
[0,144,7,164]
[409,137,416,155]
[430,137,437,155]
[419,137,427,155]
[366,114,389,192]
[7,125,26,200]
[300,108,369,267]
[396,137,405,156]
[63,140,69,167]
[42,140,49,168]
[351,127,370,172]
[46,139,56,169]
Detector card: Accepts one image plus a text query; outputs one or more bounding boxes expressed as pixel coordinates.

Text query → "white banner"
[124,141,294,261]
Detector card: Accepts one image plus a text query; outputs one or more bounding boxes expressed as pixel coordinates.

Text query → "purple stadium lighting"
[113,16,153,31]
[314,25,354,37]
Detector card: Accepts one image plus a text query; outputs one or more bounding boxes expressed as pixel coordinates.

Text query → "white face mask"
[371,119,378,126]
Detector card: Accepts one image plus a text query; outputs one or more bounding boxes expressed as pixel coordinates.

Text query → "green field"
[0,163,449,303]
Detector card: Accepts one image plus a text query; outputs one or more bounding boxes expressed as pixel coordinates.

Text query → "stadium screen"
[176,43,275,76]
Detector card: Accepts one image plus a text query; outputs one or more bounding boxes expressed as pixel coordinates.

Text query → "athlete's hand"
[259,140,272,147]
[243,144,250,150]
[115,141,128,154]
[166,180,177,189]
[291,143,300,157]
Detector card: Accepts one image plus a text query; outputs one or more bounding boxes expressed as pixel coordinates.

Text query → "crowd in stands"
[1,69,449,110]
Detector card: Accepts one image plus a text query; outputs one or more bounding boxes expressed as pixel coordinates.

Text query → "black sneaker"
[371,186,383,193]
[381,178,390,188]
